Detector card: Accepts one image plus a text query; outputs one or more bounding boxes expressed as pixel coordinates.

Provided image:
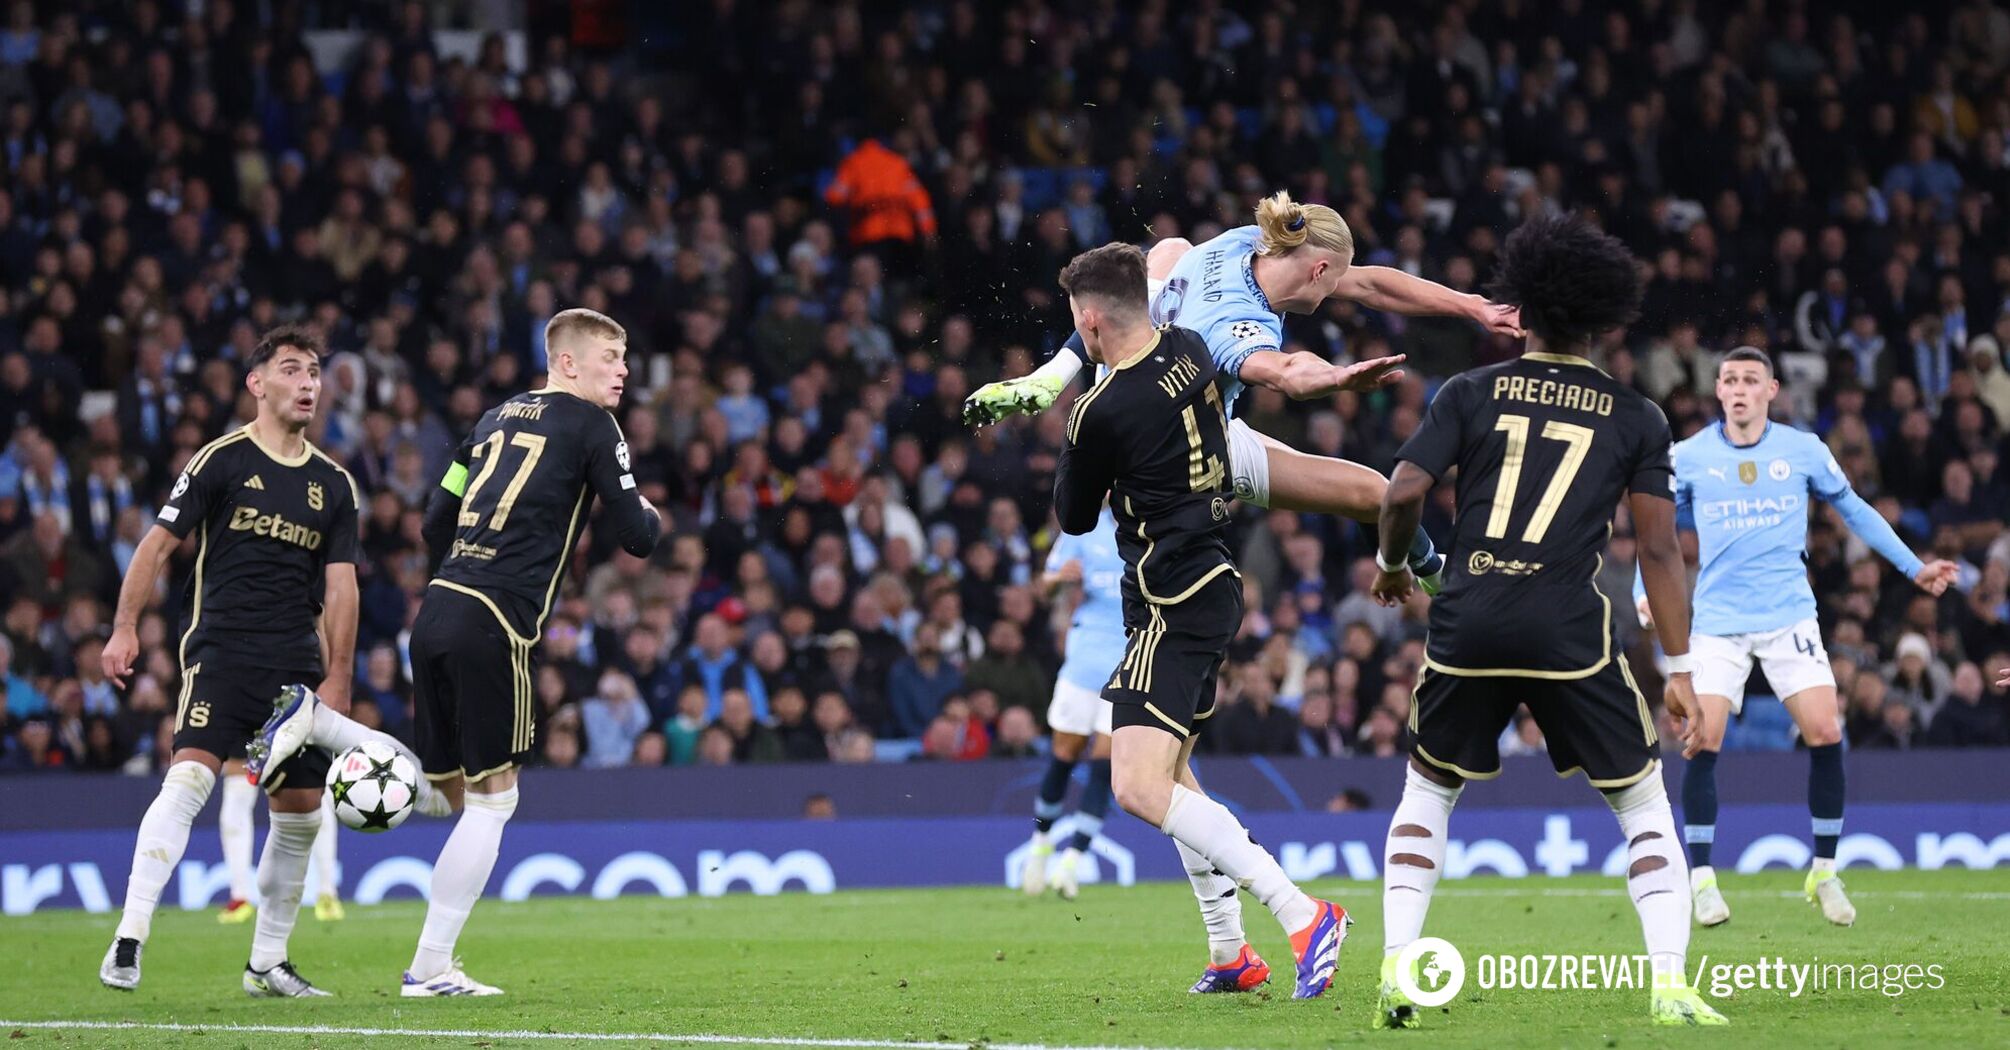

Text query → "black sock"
[1682,750,1719,869]
[1067,759,1112,851]
[1034,757,1075,835]
[1808,743,1845,860]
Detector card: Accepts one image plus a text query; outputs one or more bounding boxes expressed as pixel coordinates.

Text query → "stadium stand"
[0,0,2007,777]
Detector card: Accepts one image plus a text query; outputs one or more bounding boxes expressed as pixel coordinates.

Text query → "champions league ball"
[325,741,419,833]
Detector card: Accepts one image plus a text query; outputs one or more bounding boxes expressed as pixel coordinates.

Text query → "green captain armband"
[440,462,470,498]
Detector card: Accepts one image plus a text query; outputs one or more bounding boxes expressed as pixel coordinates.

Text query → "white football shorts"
[1047,677,1114,737]
[1691,617,1835,714]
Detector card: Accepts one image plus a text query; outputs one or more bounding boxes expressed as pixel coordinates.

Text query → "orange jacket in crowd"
[823,139,939,246]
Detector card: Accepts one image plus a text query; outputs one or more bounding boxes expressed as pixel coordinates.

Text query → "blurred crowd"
[1,0,2008,776]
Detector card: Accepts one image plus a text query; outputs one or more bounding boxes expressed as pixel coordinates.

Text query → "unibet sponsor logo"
[228,506,324,549]
[450,538,499,561]
[1396,936,1467,1008]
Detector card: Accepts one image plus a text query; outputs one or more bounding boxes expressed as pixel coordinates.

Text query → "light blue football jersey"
[1050,509,1129,693]
[1648,422,1920,636]
[1149,225,1282,417]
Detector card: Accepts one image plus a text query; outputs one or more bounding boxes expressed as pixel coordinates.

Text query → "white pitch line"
[0,1020,1224,1050]
[1421,887,2010,900]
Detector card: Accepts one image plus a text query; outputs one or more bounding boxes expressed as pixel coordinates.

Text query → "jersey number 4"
[1181,381,1227,492]
[1484,415,1596,543]
[459,431,548,531]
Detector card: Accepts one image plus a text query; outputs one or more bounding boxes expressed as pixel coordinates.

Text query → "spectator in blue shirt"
[1882,132,1964,215]
[887,622,963,739]
[581,670,650,769]
[678,612,769,721]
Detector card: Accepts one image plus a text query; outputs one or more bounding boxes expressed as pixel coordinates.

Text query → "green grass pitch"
[4,868,2006,1048]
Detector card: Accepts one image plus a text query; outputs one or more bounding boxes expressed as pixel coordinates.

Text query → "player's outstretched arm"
[1632,491,1706,758]
[1330,265,1524,336]
[1370,462,1430,606]
[1239,348,1407,400]
[103,525,178,688]
[317,563,359,713]
[1823,485,1958,595]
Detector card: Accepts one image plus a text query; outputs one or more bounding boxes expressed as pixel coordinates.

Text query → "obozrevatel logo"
[1396,936,1466,1008]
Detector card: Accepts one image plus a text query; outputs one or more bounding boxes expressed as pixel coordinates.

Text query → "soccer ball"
[325,741,419,833]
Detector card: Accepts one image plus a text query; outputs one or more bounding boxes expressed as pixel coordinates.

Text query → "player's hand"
[1635,596,1654,629]
[1328,354,1406,395]
[1663,672,1707,759]
[1055,559,1083,584]
[962,374,1066,426]
[1369,566,1415,607]
[1912,559,1959,596]
[1999,667,2010,690]
[1473,299,1524,338]
[103,625,140,689]
[315,677,352,715]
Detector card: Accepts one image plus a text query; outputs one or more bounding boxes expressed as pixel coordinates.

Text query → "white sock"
[117,762,217,942]
[1605,772,1689,982]
[249,809,320,970]
[1160,784,1315,933]
[1383,765,1462,956]
[218,773,258,903]
[1028,346,1085,386]
[310,794,340,898]
[410,786,517,979]
[1175,840,1246,965]
[308,704,446,814]
[1691,864,1715,888]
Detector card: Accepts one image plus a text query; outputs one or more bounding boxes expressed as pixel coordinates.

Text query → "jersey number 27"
[459,431,548,531]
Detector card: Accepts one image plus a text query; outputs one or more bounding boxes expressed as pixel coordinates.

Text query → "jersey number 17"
[1484,415,1596,544]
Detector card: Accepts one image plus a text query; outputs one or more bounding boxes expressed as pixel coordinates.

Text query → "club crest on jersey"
[1768,458,1791,481]
[307,481,324,510]
[1738,461,1758,485]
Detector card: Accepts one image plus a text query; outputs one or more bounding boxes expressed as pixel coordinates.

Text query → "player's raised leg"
[1784,685,1854,925]
[243,783,332,997]
[247,685,450,818]
[217,761,259,925]
[312,794,345,921]
[1679,692,1733,927]
[1241,426,1445,593]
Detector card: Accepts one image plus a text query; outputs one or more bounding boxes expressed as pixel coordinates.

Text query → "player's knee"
[1801,721,1842,748]
[1110,772,1169,824]
[1051,734,1085,763]
[1146,238,1192,280]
